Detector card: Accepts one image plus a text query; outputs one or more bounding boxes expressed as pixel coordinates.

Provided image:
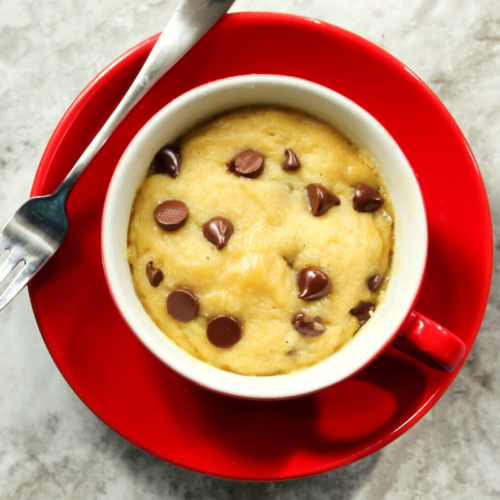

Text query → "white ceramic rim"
[102,75,428,400]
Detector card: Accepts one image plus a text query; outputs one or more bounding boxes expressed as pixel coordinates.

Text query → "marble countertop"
[1,0,499,498]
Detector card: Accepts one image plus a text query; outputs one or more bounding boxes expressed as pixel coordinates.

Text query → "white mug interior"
[102,75,427,400]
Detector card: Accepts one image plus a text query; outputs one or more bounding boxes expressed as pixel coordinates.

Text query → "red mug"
[103,75,466,399]
[393,311,465,372]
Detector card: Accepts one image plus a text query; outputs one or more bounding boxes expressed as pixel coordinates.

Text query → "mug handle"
[391,311,466,372]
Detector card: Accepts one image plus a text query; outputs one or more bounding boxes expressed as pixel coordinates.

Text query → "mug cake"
[127,106,394,376]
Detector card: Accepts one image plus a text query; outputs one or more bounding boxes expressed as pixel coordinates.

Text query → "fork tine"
[0,250,22,284]
[0,262,33,312]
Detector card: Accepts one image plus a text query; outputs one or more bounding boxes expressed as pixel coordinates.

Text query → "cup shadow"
[117,440,381,496]
[155,350,427,479]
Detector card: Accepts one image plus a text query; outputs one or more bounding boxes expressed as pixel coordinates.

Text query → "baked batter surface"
[127,106,394,376]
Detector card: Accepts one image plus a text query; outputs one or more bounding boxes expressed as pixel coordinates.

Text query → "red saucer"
[28,13,493,480]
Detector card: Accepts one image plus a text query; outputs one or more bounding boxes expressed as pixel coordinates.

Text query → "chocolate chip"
[228,150,264,178]
[353,184,384,212]
[367,274,383,292]
[167,288,199,322]
[154,200,188,231]
[292,313,326,336]
[282,149,300,171]
[146,261,163,287]
[202,216,234,250]
[298,267,332,300]
[206,315,241,348]
[154,145,181,178]
[307,183,340,216]
[350,302,376,323]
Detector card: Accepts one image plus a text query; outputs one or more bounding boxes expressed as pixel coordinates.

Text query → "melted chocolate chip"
[154,200,188,231]
[350,302,376,323]
[203,216,234,250]
[167,288,199,322]
[292,313,326,336]
[154,145,181,178]
[367,274,383,292]
[206,315,241,348]
[307,183,341,216]
[298,267,332,300]
[282,149,301,171]
[228,150,264,178]
[352,184,384,212]
[146,261,163,287]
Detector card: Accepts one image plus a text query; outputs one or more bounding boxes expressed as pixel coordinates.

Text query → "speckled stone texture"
[0,0,499,498]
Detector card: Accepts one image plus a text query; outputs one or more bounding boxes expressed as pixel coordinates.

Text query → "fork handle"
[54,0,235,201]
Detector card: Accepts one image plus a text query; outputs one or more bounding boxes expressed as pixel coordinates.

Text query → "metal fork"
[0,0,235,312]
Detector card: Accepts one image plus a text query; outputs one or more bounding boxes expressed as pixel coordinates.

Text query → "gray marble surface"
[0,0,499,498]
